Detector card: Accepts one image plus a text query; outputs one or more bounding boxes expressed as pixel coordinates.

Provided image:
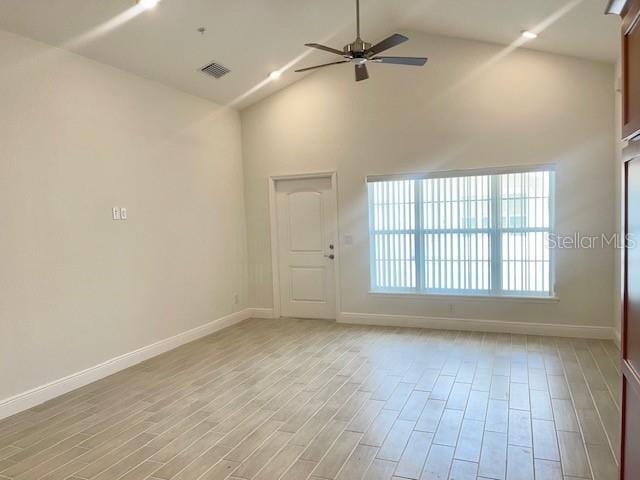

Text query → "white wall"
[0,29,248,402]
[241,31,617,333]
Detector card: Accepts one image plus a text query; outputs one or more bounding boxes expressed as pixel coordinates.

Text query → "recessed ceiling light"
[521,30,538,39]
[138,0,160,10]
[269,70,282,81]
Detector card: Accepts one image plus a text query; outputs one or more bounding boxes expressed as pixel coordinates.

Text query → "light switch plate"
[120,207,128,220]
[112,207,120,220]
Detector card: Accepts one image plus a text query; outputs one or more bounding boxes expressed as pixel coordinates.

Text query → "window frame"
[367,165,556,298]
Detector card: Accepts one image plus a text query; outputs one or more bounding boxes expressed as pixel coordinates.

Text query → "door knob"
[324,254,335,260]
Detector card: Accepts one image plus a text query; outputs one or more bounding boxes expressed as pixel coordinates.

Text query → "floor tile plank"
[0,319,620,480]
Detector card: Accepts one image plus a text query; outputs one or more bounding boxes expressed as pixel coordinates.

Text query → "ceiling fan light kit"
[295,0,428,82]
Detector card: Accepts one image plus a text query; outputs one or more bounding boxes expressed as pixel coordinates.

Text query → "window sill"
[368,291,560,303]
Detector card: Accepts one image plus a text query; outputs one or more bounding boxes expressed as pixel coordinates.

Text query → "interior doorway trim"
[268,171,340,320]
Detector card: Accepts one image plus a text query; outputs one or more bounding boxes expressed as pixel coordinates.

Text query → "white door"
[275,176,337,319]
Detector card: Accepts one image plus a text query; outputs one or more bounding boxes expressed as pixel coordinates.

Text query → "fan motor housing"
[344,39,371,56]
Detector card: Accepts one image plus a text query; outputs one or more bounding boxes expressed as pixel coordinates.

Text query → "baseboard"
[0,308,251,421]
[338,312,615,340]
[613,327,622,349]
[1,308,613,421]
[248,308,275,319]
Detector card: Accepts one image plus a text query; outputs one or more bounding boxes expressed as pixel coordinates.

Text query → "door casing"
[268,171,341,319]
[622,142,640,480]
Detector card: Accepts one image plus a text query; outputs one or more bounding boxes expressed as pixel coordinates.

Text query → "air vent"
[200,62,230,79]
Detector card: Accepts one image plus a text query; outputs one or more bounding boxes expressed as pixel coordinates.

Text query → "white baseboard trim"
[248,308,275,319]
[338,312,615,340]
[613,328,621,349]
[0,309,251,421]
[1,308,613,421]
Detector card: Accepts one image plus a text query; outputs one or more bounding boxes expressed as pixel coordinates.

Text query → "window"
[367,166,555,297]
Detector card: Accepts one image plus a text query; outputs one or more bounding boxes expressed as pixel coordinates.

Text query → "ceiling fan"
[295,0,428,82]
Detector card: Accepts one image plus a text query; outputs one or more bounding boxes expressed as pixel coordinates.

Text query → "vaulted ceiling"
[0,0,620,109]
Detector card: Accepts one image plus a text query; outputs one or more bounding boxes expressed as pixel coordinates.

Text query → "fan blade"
[355,63,369,82]
[367,33,408,56]
[372,56,428,66]
[295,60,349,73]
[304,43,345,56]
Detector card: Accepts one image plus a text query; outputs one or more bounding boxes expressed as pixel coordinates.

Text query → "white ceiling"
[0,0,620,109]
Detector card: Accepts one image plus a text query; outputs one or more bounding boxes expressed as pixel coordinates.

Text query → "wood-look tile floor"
[0,318,621,480]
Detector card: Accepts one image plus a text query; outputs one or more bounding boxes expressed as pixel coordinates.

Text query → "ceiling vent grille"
[200,62,230,79]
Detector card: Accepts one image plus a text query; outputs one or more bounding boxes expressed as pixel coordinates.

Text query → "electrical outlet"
[120,207,128,220]
[233,294,239,305]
